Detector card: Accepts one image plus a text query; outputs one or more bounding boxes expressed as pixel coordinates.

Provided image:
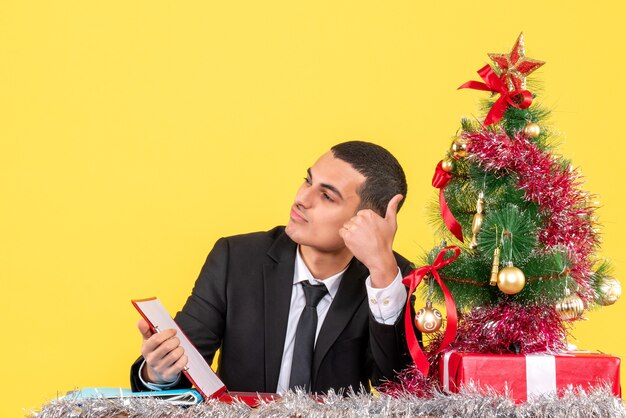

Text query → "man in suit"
[131,141,417,394]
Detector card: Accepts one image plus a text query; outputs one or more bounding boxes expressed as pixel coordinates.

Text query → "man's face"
[285,151,365,253]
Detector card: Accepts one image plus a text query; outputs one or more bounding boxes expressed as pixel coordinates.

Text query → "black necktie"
[289,281,328,391]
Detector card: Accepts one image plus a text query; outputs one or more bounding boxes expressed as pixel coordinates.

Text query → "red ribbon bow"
[402,246,459,376]
[432,161,464,242]
[458,64,533,126]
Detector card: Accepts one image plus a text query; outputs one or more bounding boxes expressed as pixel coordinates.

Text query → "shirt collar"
[293,246,346,299]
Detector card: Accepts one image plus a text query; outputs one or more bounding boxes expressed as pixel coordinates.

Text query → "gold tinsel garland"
[439,272,568,287]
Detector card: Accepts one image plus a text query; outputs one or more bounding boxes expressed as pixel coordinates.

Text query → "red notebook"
[132,297,278,406]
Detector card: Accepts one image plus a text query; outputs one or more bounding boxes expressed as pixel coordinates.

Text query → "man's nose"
[295,184,314,208]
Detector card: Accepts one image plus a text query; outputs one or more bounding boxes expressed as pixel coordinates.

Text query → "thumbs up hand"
[339,194,403,288]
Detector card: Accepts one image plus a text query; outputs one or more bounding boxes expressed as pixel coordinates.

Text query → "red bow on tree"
[402,246,460,376]
[432,161,464,242]
[458,65,533,126]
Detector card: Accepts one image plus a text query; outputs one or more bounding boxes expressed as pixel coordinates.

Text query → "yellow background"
[1,1,624,416]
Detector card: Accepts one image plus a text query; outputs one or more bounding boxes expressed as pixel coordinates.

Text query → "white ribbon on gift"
[442,351,454,392]
[525,354,557,398]
[441,352,558,398]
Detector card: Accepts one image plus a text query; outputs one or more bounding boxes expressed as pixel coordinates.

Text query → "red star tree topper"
[488,32,545,92]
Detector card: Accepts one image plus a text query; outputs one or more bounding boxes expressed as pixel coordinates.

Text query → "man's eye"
[303,177,312,185]
[322,192,334,202]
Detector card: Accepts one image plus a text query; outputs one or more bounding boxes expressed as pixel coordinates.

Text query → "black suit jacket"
[131,226,417,394]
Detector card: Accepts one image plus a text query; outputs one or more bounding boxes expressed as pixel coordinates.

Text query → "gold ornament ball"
[497,265,526,294]
[556,292,585,320]
[414,301,443,333]
[523,123,541,138]
[441,159,454,172]
[450,138,469,159]
[597,277,622,306]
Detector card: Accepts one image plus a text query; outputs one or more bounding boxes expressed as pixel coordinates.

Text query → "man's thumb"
[137,319,154,340]
[385,194,404,221]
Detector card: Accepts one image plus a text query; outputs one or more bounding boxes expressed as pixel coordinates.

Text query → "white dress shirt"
[275,247,407,393]
[140,246,408,392]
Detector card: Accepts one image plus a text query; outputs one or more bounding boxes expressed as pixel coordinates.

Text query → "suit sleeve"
[367,255,419,386]
[131,237,230,391]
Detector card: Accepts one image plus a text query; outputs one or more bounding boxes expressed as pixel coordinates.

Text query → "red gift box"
[439,352,621,403]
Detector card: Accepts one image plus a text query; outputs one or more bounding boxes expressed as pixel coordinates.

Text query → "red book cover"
[133,297,281,405]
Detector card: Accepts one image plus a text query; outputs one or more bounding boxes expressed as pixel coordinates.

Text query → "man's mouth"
[290,206,308,222]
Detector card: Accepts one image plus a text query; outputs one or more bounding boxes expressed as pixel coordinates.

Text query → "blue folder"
[65,387,203,406]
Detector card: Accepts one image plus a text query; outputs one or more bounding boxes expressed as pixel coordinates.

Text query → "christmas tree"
[418,33,622,356]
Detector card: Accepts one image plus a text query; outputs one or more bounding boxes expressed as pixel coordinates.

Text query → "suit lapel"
[312,259,367,379]
[263,232,297,392]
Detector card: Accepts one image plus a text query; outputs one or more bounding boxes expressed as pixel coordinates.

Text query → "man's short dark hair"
[331,141,407,217]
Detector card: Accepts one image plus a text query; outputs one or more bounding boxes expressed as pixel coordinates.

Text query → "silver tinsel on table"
[32,386,625,418]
